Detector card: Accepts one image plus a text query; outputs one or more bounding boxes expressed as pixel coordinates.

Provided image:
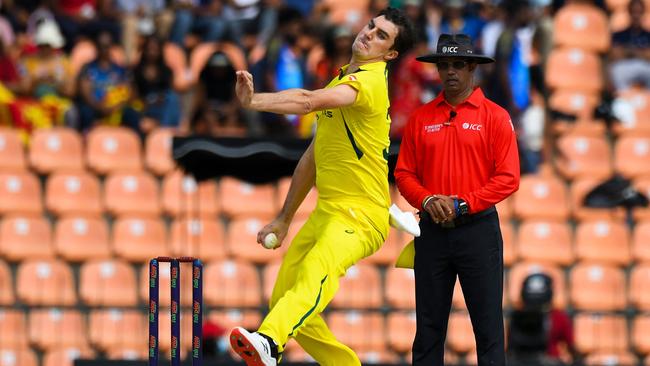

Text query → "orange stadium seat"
[633,178,650,221]
[88,309,146,352]
[277,177,318,219]
[170,218,227,261]
[42,347,95,366]
[145,128,176,176]
[331,263,382,309]
[104,172,161,217]
[385,267,415,310]
[615,136,650,179]
[45,171,103,216]
[633,314,650,355]
[0,172,42,215]
[513,173,570,221]
[203,259,261,307]
[113,217,168,262]
[0,216,53,261]
[552,3,610,52]
[29,128,83,173]
[228,217,286,264]
[386,311,416,353]
[570,262,627,311]
[575,220,631,266]
[496,196,513,222]
[545,48,603,93]
[139,261,194,307]
[549,90,600,121]
[555,134,612,180]
[54,216,111,262]
[219,177,278,218]
[630,264,650,310]
[610,5,650,32]
[0,261,13,305]
[282,217,309,248]
[574,313,628,354]
[517,220,574,266]
[323,0,369,27]
[0,128,25,172]
[584,352,637,366]
[447,311,475,354]
[28,308,87,351]
[328,311,385,352]
[501,221,517,267]
[79,259,138,306]
[613,86,650,136]
[208,309,262,333]
[571,178,625,222]
[363,228,406,266]
[357,350,401,364]
[86,127,142,174]
[282,341,316,363]
[156,309,193,357]
[0,348,38,366]
[0,309,28,348]
[262,260,282,303]
[161,171,219,217]
[632,221,650,262]
[508,262,567,309]
[16,259,76,306]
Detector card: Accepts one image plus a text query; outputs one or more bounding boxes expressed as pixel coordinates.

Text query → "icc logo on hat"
[442,46,458,53]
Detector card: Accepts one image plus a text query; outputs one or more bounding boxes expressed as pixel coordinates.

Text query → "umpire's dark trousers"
[412,208,505,366]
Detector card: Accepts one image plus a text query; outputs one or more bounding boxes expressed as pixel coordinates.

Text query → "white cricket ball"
[263,233,278,249]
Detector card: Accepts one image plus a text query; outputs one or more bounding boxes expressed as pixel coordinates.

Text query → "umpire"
[394,33,520,366]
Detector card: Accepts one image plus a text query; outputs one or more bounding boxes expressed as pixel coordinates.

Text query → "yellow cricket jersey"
[314,61,391,209]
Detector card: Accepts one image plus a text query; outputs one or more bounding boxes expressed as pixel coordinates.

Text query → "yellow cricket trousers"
[258,199,388,366]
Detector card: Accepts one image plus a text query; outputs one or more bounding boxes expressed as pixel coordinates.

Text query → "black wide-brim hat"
[416,33,495,64]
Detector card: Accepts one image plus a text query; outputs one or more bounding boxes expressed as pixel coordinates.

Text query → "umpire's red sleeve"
[394,114,430,210]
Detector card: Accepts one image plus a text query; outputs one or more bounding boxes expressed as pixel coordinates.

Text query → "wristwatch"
[457,199,469,216]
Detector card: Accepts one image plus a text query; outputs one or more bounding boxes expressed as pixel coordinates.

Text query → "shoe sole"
[230,328,267,366]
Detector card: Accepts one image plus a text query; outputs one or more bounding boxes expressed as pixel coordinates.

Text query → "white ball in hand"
[263,233,278,249]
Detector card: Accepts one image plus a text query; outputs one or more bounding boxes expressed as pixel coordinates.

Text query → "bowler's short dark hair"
[377,7,416,57]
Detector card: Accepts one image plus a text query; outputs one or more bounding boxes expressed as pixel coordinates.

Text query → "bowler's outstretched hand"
[235,70,254,108]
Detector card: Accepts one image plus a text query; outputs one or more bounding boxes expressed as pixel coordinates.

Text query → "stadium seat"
[105,347,148,361]
[42,347,94,366]
[112,216,169,262]
[501,221,517,267]
[571,178,625,222]
[86,127,142,175]
[570,262,627,311]
[208,309,262,333]
[104,172,161,217]
[282,217,310,248]
[574,313,628,354]
[54,216,111,262]
[170,218,227,261]
[612,86,650,136]
[363,228,406,266]
[79,259,138,306]
[0,261,13,305]
[283,340,316,363]
[0,172,42,215]
[145,128,176,176]
[278,177,318,219]
[584,352,637,366]
[630,264,650,310]
[447,311,475,354]
[331,263,382,309]
[513,173,570,221]
[555,134,612,180]
[545,48,603,92]
[219,177,278,218]
[549,90,600,121]
[386,311,416,353]
[357,350,401,364]
[609,4,650,32]
[28,308,87,351]
[0,348,37,366]
[385,267,415,310]
[517,220,574,266]
[45,172,103,216]
[0,216,53,261]
[632,221,650,262]
[0,127,26,172]
[574,220,631,266]
[156,309,193,357]
[203,259,261,307]
[16,259,76,306]
[633,314,650,355]
[139,261,194,307]
[323,0,369,27]
[633,178,650,221]
[228,217,286,264]
[615,136,650,179]
[552,3,610,52]
[29,128,83,174]
[262,260,282,303]
[508,262,567,309]
[496,195,513,222]
[327,311,385,352]
[88,309,146,352]
[161,171,219,217]
[0,309,28,348]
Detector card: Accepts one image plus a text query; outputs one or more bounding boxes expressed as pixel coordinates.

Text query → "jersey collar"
[431,87,485,108]
[338,61,387,79]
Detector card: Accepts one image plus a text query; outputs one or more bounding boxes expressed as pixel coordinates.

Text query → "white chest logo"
[425,124,443,133]
[462,123,482,131]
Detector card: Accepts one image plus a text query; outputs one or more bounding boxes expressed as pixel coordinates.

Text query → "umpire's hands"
[257,218,289,250]
[424,195,456,224]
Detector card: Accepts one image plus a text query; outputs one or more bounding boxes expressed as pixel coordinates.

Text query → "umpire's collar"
[431,87,485,108]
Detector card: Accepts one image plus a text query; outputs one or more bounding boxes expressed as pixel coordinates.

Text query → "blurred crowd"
[0,0,648,173]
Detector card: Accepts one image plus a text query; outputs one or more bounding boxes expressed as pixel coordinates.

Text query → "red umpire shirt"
[395,87,520,213]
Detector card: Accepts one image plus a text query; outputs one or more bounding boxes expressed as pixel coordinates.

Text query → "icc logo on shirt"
[463,123,482,131]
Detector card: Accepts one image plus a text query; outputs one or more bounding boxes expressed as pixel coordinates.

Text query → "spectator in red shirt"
[394,33,520,366]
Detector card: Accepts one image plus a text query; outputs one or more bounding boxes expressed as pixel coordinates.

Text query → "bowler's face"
[352,15,399,62]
